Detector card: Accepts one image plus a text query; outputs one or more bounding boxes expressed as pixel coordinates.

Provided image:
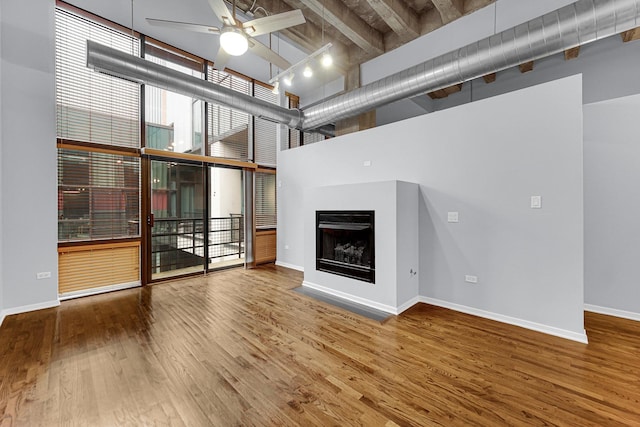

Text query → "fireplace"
[316,210,375,283]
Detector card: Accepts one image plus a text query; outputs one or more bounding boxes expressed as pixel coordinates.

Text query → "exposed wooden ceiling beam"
[364,0,420,42]
[621,27,640,42]
[296,0,385,54]
[428,83,463,99]
[464,0,495,13]
[234,0,351,70]
[482,72,496,84]
[431,0,464,24]
[519,61,534,73]
[564,46,580,60]
[420,8,444,35]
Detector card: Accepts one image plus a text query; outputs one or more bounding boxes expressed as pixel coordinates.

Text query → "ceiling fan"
[146,0,305,71]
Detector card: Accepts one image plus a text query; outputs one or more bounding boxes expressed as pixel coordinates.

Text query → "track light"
[271,81,280,95]
[303,64,313,78]
[321,52,333,67]
[283,73,294,86]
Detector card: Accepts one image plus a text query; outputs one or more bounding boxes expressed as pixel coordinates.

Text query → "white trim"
[420,297,589,344]
[275,261,304,272]
[59,281,141,301]
[585,304,640,322]
[1,299,61,327]
[302,280,400,314]
[396,296,421,314]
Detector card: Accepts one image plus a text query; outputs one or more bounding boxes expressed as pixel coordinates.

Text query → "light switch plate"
[531,195,542,209]
[447,212,459,223]
[363,160,372,167]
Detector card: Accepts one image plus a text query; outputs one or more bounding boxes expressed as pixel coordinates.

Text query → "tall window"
[207,66,251,161]
[55,8,139,147]
[58,149,140,241]
[254,84,279,167]
[145,40,204,155]
[255,172,276,229]
[55,7,141,243]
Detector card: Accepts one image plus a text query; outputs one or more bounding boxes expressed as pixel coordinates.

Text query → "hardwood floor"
[1,265,639,426]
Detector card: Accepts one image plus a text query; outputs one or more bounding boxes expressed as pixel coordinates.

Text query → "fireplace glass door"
[316,211,375,283]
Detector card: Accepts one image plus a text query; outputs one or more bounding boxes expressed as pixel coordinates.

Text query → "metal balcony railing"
[151,215,244,272]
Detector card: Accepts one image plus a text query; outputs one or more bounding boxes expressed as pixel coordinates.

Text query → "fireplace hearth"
[316,210,375,283]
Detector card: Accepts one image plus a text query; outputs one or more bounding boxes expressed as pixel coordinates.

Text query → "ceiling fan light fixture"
[220,27,248,56]
[283,73,294,86]
[303,64,313,78]
[321,52,333,67]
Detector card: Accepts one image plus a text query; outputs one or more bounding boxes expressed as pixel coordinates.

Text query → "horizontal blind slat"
[55,8,140,148]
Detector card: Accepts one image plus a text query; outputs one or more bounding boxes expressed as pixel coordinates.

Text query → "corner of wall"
[0,0,5,321]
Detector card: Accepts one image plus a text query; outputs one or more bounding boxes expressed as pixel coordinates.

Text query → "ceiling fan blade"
[213,46,231,71]
[207,0,235,26]
[247,39,292,71]
[146,18,220,34]
[243,10,305,37]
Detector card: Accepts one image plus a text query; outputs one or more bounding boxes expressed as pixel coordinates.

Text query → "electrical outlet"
[448,212,459,223]
[36,272,51,280]
[531,195,542,209]
[465,275,478,283]
[363,160,372,167]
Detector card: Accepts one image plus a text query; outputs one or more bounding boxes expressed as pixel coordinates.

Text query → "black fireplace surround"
[316,210,375,283]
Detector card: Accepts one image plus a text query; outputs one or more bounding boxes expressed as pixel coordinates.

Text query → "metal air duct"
[86,40,303,129]
[300,0,640,130]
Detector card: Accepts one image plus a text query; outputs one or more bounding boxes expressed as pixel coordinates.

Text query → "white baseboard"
[396,295,421,314]
[59,281,141,301]
[0,299,61,328]
[585,304,640,322]
[275,261,304,272]
[420,297,589,344]
[302,280,405,314]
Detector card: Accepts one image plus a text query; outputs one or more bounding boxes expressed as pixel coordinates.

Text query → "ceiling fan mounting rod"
[232,0,237,25]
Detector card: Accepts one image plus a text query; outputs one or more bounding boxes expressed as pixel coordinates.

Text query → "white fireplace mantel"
[303,180,420,314]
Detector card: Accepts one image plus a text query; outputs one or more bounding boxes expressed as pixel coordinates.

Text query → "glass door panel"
[151,160,205,279]
[208,165,244,269]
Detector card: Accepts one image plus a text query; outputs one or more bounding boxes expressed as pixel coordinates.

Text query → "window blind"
[255,172,276,229]
[58,148,140,242]
[254,84,278,167]
[303,131,325,145]
[207,67,251,161]
[55,8,140,148]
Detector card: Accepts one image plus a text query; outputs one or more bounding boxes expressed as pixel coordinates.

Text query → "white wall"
[583,94,640,320]
[278,75,585,341]
[0,0,59,315]
[0,0,4,321]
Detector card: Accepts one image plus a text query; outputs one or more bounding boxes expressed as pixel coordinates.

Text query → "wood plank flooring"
[1,264,640,426]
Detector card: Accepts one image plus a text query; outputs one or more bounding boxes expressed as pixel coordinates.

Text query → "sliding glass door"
[148,160,245,281]
[208,165,244,269]
[150,160,205,280]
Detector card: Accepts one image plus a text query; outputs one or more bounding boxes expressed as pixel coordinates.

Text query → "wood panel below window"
[58,241,140,295]
[255,230,276,265]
